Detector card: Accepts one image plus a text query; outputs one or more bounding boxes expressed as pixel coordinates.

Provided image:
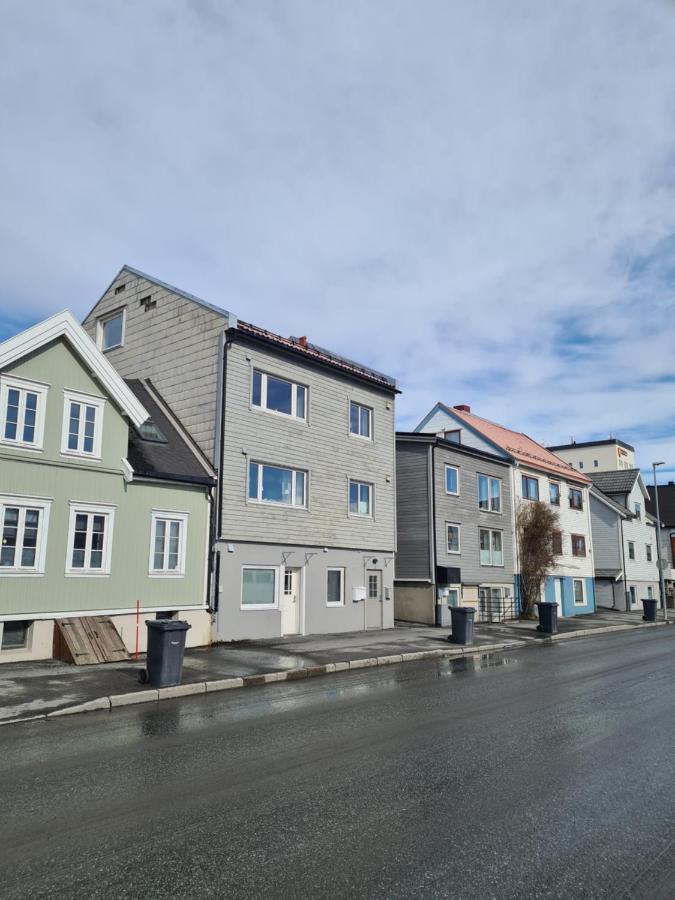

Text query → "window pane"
[252,371,262,407]
[266,376,293,415]
[68,403,81,450]
[1,620,30,649]
[242,569,276,606]
[261,465,292,503]
[574,580,584,603]
[446,467,458,494]
[4,388,19,440]
[368,574,379,598]
[479,529,491,565]
[296,385,306,419]
[20,509,39,567]
[359,483,371,515]
[360,406,370,438]
[168,521,180,569]
[83,406,96,453]
[102,313,124,350]
[294,471,306,507]
[1,507,18,567]
[154,520,166,569]
[248,462,259,500]
[491,531,503,565]
[327,569,342,604]
[447,525,460,553]
[477,475,488,508]
[22,393,37,443]
[349,403,359,434]
[490,479,501,512]
[349,481,358,513]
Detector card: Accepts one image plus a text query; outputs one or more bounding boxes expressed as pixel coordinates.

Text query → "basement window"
[1,620,31,650]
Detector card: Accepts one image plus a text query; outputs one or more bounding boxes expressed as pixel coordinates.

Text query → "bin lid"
[146,619,192,631]
[535,601,557,607]
[451,606,476,616]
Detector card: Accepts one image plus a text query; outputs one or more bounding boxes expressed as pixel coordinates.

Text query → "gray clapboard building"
[395,432,515,625]
[83,266,399,640]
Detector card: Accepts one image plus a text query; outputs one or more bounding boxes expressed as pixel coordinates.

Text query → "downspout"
[428,443,436,620]
[618,515,628,611]
[211,328,229,613]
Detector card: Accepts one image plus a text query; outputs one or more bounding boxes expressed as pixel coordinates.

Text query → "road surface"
[0,628,673,899]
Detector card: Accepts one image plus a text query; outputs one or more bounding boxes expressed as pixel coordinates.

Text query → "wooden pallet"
[54,616,129,665]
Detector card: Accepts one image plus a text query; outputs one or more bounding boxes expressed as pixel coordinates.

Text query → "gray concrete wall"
[393,582,435,625]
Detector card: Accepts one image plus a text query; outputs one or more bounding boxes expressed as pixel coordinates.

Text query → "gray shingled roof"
[589,469,640,495]
[125,379,215,486]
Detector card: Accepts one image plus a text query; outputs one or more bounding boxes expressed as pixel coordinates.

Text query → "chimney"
[454,404,471,413]
[298,336,308,348]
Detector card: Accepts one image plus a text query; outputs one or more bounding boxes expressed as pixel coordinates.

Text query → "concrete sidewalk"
[0,610,667,724]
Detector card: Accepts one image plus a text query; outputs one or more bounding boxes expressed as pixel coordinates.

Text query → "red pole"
[135,600,140,660]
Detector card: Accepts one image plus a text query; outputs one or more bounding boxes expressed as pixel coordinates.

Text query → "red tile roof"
[444,404,591,483]
[234,320,399,391]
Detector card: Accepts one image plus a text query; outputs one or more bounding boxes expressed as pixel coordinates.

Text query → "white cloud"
[1,0,674,468]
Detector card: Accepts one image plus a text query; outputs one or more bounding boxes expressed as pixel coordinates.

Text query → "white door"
[281,568,301,635]
[553,578,564,616]
[366,570,383,629]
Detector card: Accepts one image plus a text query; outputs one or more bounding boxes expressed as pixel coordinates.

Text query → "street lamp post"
[652,461,668,622]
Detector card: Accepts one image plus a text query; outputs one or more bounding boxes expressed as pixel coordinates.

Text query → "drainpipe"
[618,516,628,611]
[428,442,437,621]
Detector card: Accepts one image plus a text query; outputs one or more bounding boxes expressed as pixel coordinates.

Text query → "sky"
[1,1,675,474]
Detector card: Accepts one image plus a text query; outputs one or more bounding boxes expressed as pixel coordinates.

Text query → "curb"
[1,621,669,727]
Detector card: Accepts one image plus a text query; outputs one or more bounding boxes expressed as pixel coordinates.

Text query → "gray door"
[595,579,614,609]
[365,570,383,629]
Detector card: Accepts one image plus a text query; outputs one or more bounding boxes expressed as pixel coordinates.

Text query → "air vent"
[139,295,157,311]
[114,283,126,295]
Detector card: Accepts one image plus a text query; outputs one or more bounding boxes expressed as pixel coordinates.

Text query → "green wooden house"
[0,311,214,663]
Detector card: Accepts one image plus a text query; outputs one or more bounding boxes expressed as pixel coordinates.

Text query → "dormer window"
[0,376,48,450]
[97,309,125,352]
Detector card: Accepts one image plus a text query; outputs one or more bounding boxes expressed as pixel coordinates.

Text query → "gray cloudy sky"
[1,1,675,470]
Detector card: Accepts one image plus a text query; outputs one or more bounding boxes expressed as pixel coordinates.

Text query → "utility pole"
[652,461,668,622]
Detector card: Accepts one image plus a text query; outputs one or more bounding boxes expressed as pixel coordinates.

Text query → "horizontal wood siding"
[394,442,431,580]
[220,341,396,551]
[589,495,622,571]
[433,445,514,585]
[83,271,227,462]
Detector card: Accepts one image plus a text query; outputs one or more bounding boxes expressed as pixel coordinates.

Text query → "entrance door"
[365,569,383,629]
[553,578,564,617]
[281,568,301,635]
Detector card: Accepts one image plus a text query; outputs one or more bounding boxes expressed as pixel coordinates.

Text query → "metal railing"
[478,595,519,623]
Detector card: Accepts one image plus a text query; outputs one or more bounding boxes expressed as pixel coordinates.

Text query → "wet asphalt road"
[0,629,673,900]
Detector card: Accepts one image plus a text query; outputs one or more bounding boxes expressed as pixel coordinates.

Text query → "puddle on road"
[437,653,518,677]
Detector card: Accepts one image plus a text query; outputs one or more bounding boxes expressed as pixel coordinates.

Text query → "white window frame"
[248,460,308,509]
[571,534,586,558]
[446,522,461,555]
[348,479,374,518]
[61,390,105,459]
[349,400,373,441]
[477,473,501,513]
[251,369,307,422]
[549,481,561,506]
[445,465,460,496]
[573,578,586,605]
[326,567,345,607]
[65,502,115,576]
[479,528,504,566]
[148,510,189,577]
[240,565,279,610]
[96,307,126,352]
[627,541,635,561]
[0,375,49,451]
[646,543,653,562]
[0,494,51,576]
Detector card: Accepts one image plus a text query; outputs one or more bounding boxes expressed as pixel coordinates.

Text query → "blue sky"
[1,1,675,473]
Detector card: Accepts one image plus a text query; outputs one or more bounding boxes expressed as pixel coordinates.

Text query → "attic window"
[139,295,157,311]
[136,420,167,443]
[114,283,126,295]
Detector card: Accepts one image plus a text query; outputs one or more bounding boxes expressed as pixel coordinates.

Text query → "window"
[349,401,372,439]
[443,430,461,444]
[251,370,307,420]
[446,523,461,554]
[522,475,539,500]
[480,528,503,565]
[241,567,278,609]
[149,512,188,576]
[445,465,459,495]
[97,309,125,351]
[367,572,381,599]
[571,534,586,557]
[136,420,167,443]
[1,620,31,650]
[579,461,584,469]
[327,568,345,606]
[569,488,584,511]
[628,541,635,560]
[573,579,585,605]
[0,376,48,450]
[61,391,104,458]
[549,482,560,506]
[248,461,307,508]
[0,496,50,574]
[629,586,637,605]
[478,474,501,512]
[593,459,599,467]
[646,544,653,562]
[552,530,563,556]
[114,283,126,295]
[349,480,373,517]
[66,503,114,575]
[647,586,654,599]
[634,502,641,519]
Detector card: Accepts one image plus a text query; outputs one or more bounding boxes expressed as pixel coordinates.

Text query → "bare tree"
[517,500,560,619]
